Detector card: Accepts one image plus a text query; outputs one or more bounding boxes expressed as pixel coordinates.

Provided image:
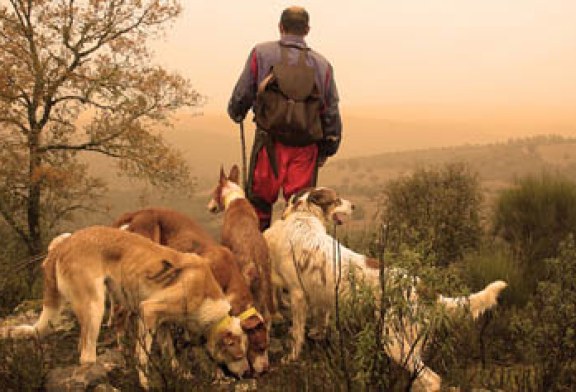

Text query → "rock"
[97,348,125,372]
[44,362,109,392]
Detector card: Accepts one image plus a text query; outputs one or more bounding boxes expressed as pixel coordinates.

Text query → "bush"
[461,244,531,307]
[493,172,576,271]
[0,337,47,390]
[0,226,39,317]
[510,235,576,390]
[381,162,483,265]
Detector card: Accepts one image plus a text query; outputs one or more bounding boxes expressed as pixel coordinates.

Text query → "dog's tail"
[32,239,66,338]
[438,280,508,319]
[3,237,66,339]
[112,211,136,230]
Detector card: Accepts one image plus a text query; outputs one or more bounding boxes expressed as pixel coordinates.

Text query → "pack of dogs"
[0,165,508,391]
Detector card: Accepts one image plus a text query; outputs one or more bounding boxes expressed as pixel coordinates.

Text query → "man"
[228,6,342,231]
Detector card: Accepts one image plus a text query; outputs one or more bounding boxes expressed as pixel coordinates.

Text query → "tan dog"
[2,226,249,389]
[113,207,270,374]
[265,187,508,392]
[207,166,275,325]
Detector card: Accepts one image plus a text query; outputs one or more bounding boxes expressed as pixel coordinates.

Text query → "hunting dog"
[207,166,274,327]
[264,187,508,392]
[1,226,249,389]
[113,207,270,374]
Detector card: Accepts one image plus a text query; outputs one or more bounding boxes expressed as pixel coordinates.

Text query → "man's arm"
[228,49,258,123]
[318,64,342,159]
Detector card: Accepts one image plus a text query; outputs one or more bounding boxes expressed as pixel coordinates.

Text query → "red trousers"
[249,141,318,230]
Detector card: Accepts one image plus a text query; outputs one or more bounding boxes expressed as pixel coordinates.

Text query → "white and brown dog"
[1,226,250,389]
[113,207,270,375]
[264,187,508,392]
[207,166,275,327]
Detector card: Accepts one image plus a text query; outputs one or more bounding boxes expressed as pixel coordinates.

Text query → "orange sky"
[150,1,576,137]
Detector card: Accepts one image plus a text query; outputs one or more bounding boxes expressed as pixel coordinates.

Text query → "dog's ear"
[219,165,227,184]
[240,315,263,331]
[307,189,325,206]
[229,165,240,184]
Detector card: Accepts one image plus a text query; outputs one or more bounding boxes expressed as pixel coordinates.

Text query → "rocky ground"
[0,301,289,391]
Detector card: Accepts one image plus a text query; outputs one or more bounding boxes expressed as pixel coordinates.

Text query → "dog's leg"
[308,308,331,340]
[136,299,165,390]
[74,283,106,364]
[287,288,307,361]
[156,323,179,371]
[384,326,441,392]
[105,291,115,328]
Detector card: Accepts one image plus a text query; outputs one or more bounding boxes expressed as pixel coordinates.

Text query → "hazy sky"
[150,1,576,130]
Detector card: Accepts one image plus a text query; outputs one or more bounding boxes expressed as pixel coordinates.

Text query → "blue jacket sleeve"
[318,65,342,157]
[228,49,257,123]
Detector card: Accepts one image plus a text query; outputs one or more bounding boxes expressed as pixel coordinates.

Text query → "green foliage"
[493,172,576,272]
[381,162,483,265]
[0,226,40,316]
[0,337,47,390]
[462,243,531,307]
[510,235,576,391]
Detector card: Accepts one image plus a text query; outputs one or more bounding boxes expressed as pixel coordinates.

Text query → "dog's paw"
[0,325,36,339]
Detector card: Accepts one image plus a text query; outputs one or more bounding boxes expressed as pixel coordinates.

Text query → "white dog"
[264,187,507,391]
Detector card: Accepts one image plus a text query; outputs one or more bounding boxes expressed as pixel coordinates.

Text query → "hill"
[76,110,576,233]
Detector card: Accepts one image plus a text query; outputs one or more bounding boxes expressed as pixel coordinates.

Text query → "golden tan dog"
[2,226,249,389]
[113,207,270,374]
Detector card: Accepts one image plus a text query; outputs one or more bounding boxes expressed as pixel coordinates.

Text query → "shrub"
[0,337,47,390]
[0,226,38,317]
[493,172,576,271]
[461,244,531,307]
[510,235,576,390]
[381,162,483,265]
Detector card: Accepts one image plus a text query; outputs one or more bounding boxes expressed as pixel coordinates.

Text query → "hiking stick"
[239,121,248,190]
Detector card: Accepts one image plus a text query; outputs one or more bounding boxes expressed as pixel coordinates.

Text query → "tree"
[381,162,483,265]
[0,0,201,260]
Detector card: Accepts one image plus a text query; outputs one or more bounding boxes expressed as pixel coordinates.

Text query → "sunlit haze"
[150,1,576,154]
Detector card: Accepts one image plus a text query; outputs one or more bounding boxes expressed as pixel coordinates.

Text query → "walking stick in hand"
[239,121,248,191]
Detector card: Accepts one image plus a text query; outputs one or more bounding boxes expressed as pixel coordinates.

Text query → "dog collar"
[223,190,245,210]
[238,307,259,321]
[208,314,232,341]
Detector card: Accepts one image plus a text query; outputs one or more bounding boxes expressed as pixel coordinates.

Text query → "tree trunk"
[26,129,43,292]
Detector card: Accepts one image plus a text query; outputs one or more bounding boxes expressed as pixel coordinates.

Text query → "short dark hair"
[280,7,309,35]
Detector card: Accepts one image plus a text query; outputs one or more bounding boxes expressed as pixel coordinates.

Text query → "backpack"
[254,44,323,146]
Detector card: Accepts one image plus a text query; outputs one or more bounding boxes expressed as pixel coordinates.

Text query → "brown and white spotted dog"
[264,187,508,392]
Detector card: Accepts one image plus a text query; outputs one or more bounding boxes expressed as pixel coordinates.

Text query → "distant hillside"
[318,135,576,228]
[78,113,576,235]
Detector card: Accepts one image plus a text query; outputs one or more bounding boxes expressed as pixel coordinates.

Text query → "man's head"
[279,6,310,36]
